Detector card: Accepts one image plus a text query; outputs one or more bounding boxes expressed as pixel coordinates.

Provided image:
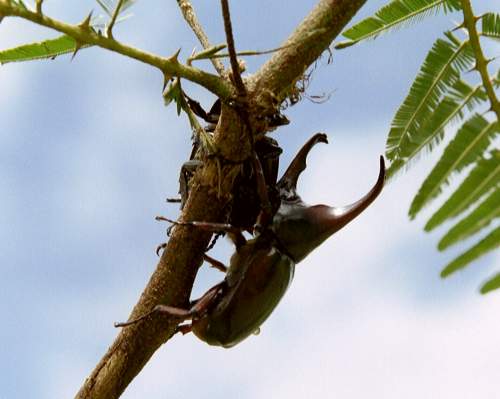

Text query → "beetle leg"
[114,304,189,328]
[189,281,225,315]
[206,231,223,252]
[156,242,167,256]
[115,282,224,328]
[184,95,220,124]
[179,160,203,209]
[203,254,228,273]
[277,133,328,196]
[176,323,193,335]
[251,150,276,234]
[155,216,247,248]
[158,239,227,265]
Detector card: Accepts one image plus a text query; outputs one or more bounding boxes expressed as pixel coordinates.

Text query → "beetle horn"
[277,133,328,196]
[274,156,385,263]
[325,155,385,230]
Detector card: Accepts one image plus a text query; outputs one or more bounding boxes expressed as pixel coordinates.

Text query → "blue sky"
[1,1,499,398]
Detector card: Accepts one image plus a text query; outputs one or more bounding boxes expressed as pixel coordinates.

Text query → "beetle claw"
[156,242,167,256]
[176,323,193,335]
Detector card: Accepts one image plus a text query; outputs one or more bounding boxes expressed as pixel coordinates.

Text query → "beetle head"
[272,156,385,263]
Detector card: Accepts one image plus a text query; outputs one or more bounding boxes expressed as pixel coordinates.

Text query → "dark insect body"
[175,95,287,232]
[118,133,386,348]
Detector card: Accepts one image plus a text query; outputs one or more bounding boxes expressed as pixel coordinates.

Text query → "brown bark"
[75,0,367,397]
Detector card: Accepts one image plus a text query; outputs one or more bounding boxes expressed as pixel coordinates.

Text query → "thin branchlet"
[106,0,125,38]
[220,0,246,96]
[0,0,233,100]
[220,0,273,220]
[177,0,225,76]
[35,0,43,14]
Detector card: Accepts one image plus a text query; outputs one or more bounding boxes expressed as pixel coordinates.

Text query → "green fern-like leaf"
[480,271,500,294]
[188,44,227,62]
[481,13,500,41]
[386,32,475,164]
[163,79,184,115]
[163,79,215,153]
[426,151,500,231]
[441,226,500,277]
[387,79,486,178]
[335,0,461,49]
[0,35,91,64]
[409,114,499,218]
[438,188,500,251]
[494,70,500,89]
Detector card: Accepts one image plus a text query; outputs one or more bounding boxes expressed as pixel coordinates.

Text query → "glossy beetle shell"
[192,235,294,348]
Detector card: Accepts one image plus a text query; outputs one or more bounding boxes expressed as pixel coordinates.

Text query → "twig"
[210,43,293,59]
[35,0,43,14]
[106,0,125,38]
[250,0,367,104]
[460,0,500,121]
[176,0,225,76]
[0,0,233,100]
[220,0,246,96]
[220,0,274,218]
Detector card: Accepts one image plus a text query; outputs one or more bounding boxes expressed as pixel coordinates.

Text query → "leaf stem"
[336,0,451,48]
[460,0,500,122]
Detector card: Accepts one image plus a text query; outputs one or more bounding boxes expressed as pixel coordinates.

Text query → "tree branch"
[0,0,233,100]
[176,0,226,76]
[249,0,367,107]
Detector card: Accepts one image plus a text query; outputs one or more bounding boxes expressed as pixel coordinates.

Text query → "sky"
[1,1,499,398]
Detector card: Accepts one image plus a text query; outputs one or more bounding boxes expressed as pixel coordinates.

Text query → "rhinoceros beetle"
[117,132,386,348]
